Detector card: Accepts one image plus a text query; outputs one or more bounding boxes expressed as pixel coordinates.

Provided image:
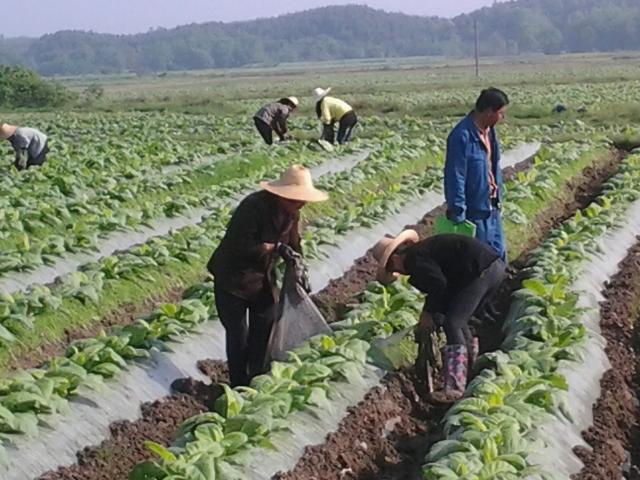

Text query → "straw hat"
[260,164,329,203]
[372,229,419,285]
[312,87,331,103]
[0,123,17,141]
[286,96,299,107]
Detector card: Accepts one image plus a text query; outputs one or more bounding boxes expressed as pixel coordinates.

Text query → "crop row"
[123,139,613,480]
[0,142,326,276]
[0,137,440,355]
[422,154,640,479]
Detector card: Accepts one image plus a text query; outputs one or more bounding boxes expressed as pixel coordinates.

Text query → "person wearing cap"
[0,123,49,171]
[372,230,506,403]
[312,87,358,145]
[207,165,328,387]
[444,88,509,261]
[253,97,299,145]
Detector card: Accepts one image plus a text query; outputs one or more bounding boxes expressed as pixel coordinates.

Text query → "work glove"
[276,242,301,262]
[296,260,312,293]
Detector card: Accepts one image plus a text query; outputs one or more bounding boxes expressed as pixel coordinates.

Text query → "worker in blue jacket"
[444,88,509,261]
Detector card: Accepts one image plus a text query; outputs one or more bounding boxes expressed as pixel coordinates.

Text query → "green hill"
[1,1,640,76]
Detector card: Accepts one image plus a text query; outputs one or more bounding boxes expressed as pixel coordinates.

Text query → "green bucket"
[434,216,477,238]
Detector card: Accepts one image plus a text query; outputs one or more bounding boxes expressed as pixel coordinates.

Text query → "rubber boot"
[429,344,468,405]
[469,337,480,366]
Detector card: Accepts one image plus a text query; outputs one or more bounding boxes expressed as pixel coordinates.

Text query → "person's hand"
[276,242,301,262]
[296,261,311,293]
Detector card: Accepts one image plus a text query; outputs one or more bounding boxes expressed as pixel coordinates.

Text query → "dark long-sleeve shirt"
[207,190,301,302]
[254,103,293,137]
[403,234,499,314]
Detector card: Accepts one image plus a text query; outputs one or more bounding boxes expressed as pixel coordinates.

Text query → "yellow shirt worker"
[313,87,358,145]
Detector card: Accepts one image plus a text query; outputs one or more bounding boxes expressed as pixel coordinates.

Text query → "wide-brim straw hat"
[372,229,419,285]
[312,87,331,103]
[0,123,17,141]
[286,96,300,107]
[260,164,329,203]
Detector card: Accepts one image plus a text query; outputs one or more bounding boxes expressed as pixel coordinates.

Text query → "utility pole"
[474,18,480,78]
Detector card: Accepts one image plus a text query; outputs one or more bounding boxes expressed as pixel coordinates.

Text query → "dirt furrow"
[571,240,640,479]
[274,150,624,480]
[36,150,621,480]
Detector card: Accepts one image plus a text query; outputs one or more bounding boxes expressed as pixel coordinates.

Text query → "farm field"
[2,54,640,480]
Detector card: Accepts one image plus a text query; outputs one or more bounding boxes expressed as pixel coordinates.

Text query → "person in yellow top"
[312,87,358,145]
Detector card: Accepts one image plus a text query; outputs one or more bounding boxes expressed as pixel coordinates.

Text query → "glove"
[296,261,311,293]
[276,242,301,262]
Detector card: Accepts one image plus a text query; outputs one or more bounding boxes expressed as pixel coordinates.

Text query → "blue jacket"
[444,113,503,222]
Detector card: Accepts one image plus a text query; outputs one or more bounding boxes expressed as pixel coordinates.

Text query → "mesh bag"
[266,259,331,362]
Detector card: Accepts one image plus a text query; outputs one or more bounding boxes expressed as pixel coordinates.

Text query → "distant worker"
[444,88,509,260]
[372,230,506,403]
[253,96,299,145]
[207,165,328,387]
[0,123,49,171]
[312,87,358,145]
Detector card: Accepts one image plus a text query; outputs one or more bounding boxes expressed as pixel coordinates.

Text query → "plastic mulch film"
[0,151,370,295]
[525,199,640,478]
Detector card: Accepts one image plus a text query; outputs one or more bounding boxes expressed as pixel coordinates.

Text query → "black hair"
[475,87,509,113]
[278,97,297,109]
[315,99,324,119]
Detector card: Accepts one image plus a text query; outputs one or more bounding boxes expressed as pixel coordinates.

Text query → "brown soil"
[276,151,626,480]
[37,150,624,480]
[37,360,229,480]
[273,372,446,480]
[572,240,640,480]
[7,283,195,373]
[38,394,206,480]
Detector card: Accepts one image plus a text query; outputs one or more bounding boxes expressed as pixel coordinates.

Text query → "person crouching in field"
[253,96,299,145]
[373,230,506,403]
[313,87,358,145]
[0,123,49,171]
[207,165,328,387]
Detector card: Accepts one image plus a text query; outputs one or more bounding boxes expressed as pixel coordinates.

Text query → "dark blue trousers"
[470,209,506,261]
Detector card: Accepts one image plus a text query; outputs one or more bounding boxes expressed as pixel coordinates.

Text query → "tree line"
[1,0,639,76]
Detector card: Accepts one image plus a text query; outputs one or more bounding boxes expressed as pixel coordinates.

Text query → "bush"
[0,65,76,108]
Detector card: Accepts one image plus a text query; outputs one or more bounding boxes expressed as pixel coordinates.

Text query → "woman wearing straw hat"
[207,165,328,386]
[0,123,49,171]
[253,96,300,145]
[372,230,506,403]
[312,87,358,145]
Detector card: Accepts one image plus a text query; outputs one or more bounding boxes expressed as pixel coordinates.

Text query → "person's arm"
[288,214,302,255]
[11,135,30,170]
[408,254,448,315]
[224,199,273,262]
[320,98,332,125]
[444,130,469,223]
[273,109,288,139]
[13,147,28,169]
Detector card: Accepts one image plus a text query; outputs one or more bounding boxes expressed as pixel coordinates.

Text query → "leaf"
[522,279,548,297]
[144,441,177,462]
[129,461,169,480]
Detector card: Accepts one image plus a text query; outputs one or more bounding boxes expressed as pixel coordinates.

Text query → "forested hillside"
[1,0,639,75]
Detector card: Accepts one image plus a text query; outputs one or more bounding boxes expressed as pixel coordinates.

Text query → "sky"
[0,0,501,38]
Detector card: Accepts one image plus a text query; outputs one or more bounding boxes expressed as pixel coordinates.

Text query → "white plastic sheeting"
[0,150,370,295]
[3,320,227,480]
[526,199,640,479]
[240,366,386,479]
[309,142,541,292]
[4,144,537,479]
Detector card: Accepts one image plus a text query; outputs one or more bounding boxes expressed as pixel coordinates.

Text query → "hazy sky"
[0,0,501,38]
